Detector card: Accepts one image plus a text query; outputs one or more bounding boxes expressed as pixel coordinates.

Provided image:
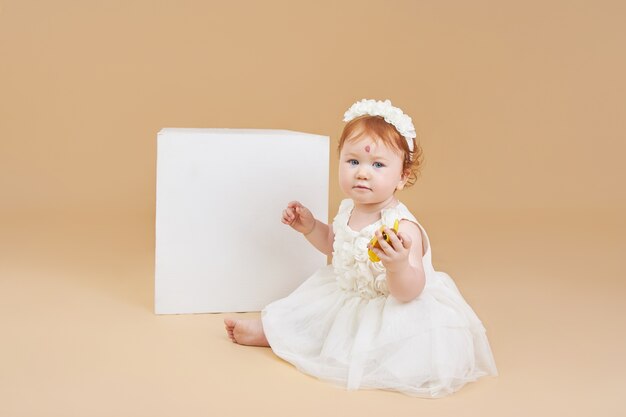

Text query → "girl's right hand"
[282,201,316,235]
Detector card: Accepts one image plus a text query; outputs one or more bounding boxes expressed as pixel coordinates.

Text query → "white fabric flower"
[374,274,390,295]
[353,236,369,262]
[370,258,386,273]
[343,99,416,152]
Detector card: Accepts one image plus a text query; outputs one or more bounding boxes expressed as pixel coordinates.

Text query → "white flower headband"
[343,98,416,153]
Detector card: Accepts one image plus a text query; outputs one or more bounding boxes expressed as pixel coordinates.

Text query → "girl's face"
[338,133,407,205]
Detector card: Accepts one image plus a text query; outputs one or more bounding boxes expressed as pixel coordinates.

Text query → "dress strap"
[332,199,354,229]
[382,202,433,269]
[380,202,419,229]
[337,198,354,215]
[381,202,417,226]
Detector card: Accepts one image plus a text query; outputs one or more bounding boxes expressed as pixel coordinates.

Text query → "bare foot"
[224,318,270,347]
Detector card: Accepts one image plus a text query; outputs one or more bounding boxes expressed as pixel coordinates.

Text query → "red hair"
[338,115,424,186]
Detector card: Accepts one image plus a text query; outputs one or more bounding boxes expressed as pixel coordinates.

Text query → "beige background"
[1,0,625,416]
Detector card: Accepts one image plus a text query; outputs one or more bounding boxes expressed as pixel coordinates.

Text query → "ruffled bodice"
[331,199,430,299]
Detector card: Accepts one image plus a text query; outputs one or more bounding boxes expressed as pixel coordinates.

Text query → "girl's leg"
[224,318,270,347]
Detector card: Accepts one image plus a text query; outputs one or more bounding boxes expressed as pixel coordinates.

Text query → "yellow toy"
[368,219,400,262]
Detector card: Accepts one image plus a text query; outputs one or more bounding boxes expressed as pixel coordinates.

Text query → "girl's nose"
[356,165,370,179]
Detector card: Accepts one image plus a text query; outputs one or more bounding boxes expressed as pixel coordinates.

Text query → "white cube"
[155,128,329,314]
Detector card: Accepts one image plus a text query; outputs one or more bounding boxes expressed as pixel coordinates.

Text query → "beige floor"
[1,208,624,417]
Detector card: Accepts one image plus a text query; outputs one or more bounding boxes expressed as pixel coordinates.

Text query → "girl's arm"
[368,220,426,302]
[302,219,335,256]
[282,201,335,256]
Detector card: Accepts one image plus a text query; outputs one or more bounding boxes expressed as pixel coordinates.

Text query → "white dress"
[261,199,498,398]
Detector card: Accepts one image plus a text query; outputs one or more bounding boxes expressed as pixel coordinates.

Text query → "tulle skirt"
[261,265,498,398]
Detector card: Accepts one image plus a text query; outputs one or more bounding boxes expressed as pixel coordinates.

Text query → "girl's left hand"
[368,228,412,272]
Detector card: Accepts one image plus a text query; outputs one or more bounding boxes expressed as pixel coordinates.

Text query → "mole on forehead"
[361,141,380,154]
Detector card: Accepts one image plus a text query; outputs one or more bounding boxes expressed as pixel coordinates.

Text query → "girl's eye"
[348,159,359,166]
[373,162,385,168]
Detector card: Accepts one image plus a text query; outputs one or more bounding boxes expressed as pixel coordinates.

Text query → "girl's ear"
[396,169,410,191]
